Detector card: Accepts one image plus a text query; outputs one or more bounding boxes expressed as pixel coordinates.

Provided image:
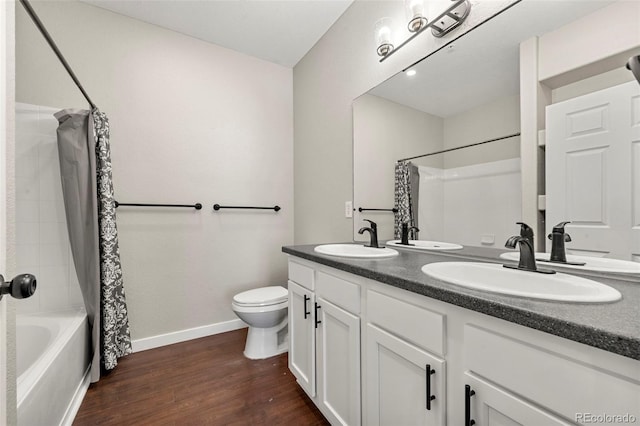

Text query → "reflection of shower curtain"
[55,109,132,383]
[394,161,420,239]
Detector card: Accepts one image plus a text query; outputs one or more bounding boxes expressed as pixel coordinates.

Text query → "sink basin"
[500,252,640,275]
[387,240,463,251]
[314,244,399,259]
[421,262,622,303]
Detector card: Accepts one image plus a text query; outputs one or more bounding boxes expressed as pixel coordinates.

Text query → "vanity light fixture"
[377,0,471,62]
[406,69,417,76]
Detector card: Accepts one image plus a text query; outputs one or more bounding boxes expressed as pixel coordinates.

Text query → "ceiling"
[82,0,354,68]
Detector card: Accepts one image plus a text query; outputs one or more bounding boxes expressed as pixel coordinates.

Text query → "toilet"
[232,286,289,359]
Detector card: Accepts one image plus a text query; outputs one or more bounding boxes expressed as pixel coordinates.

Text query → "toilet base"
[243,320,289,360]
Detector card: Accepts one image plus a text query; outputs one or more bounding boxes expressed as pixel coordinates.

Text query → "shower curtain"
[55,109,132,383]
[394,161,420,239]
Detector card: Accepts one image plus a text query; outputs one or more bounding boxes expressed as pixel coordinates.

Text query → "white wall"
[538,1,640,87]
[15,103,84,315]
[352,94,443,241]
[16,1,293,344]
[293,0,517,244]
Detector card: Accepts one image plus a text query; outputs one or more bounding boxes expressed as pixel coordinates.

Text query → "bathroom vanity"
[283,244,640,426]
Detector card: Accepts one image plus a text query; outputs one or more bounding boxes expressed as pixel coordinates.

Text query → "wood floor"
[73,328,329,425]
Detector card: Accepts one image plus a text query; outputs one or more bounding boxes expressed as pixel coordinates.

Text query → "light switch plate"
[345,201,353,218]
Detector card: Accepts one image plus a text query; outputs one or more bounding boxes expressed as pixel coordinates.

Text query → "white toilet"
[232,286,289,359]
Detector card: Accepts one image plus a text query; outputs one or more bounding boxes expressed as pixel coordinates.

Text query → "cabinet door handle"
[314,303,322,328]
[465,384,476,426]
[425,364,436,410]
[303,295,310,319]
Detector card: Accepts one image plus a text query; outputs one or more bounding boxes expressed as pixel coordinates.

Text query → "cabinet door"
[288,280,316,397]
[365,324,445,426]
[316,297,361,426]
[464,374,571,426]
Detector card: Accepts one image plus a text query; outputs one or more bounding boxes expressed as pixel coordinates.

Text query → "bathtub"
[17,310,90,426]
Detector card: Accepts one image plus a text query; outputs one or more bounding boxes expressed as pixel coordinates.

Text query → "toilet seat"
[232,286,288,307]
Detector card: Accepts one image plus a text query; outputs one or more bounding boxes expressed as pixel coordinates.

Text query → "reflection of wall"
[418,158,521,247]
[443,95,520,169]
[353,94,442,241]
[15,103,84,315]
[353,93,522,244]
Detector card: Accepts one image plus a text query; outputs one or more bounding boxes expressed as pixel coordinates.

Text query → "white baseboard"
[60,367,90,426]
[131,319,247,353]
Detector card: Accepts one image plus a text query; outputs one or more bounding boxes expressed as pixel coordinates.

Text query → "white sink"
[386,240,463,251]
[314,244,399,259]
[421,262,622,303]
[500,252,640,275]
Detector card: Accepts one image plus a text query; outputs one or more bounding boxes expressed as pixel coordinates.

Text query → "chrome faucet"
[504,222,555,274]
[399,222,419,245]
[358,219,380,248]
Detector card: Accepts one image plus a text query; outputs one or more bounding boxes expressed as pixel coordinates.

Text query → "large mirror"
[353,0,637,258]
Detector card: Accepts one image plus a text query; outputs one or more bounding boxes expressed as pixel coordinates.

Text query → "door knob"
[0,273,37,301]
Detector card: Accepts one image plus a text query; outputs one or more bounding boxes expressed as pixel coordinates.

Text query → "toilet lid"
[233,286,288,307]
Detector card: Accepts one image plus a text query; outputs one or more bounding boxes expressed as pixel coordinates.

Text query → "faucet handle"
[547,232,572,242]
[552,221,571,233]
[515,222,534,239]
[363,219,377,230]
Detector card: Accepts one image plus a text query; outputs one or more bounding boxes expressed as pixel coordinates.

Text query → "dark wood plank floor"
[73,328,329,425]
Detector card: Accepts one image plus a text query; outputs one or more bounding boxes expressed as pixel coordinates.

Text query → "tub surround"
[282,244,640,360]
[17,310,89,426]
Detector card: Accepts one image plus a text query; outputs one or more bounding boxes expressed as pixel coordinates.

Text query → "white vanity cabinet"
[288,260,361,426]
[286,256,640,426]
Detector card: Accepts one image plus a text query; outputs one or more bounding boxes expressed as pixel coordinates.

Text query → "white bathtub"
[17,310,90,426]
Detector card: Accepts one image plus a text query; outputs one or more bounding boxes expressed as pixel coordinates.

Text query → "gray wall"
[292,0,518,244]
[16,1,293,343]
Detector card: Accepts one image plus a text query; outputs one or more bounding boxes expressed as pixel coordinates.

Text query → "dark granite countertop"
[282,243,640,360]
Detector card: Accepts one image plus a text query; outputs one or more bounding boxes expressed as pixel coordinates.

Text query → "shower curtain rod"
[19,0,97,110]
[398,133,521,163]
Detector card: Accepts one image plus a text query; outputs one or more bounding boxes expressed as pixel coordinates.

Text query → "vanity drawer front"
[316,271,360,314]
[465,325,640,420]
[288,260,314,290]
[367,290,444,356]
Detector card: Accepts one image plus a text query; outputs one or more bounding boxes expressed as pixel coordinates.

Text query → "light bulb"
[404,0,427,32]
[375,17,394,57]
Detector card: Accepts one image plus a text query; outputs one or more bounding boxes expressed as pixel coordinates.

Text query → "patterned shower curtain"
[55,109,131,383]
[394,161,419,239]
[93,111,132,372]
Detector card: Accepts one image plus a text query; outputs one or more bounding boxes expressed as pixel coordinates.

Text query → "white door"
[1,1,12,422]
[464,374,571,425]
[316,297,360,426]
[365,324,446,426]
[546,81,640,261]
[288,280,316,398]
